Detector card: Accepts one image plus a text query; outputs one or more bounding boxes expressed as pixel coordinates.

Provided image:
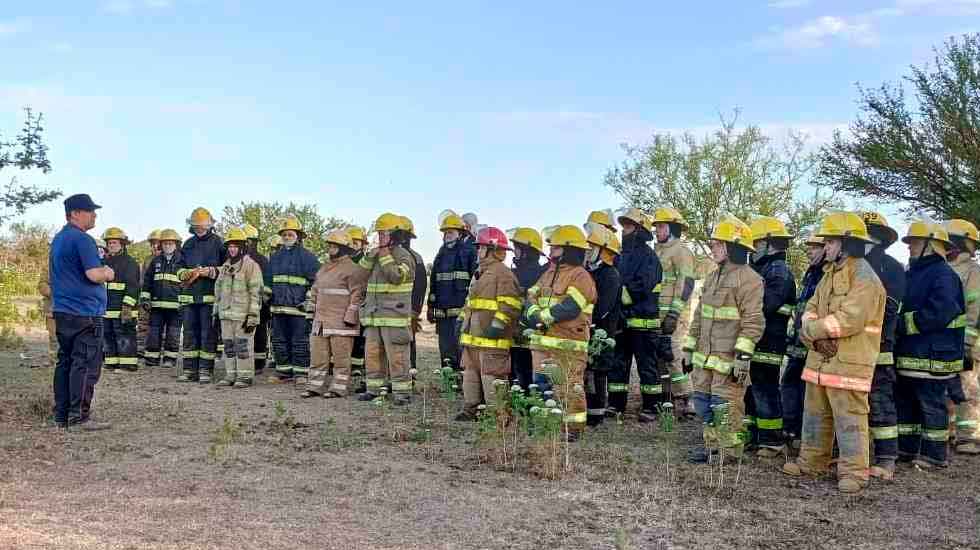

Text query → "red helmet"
[477,226,511,251]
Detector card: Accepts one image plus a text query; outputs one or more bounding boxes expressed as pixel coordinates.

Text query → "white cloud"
[0,18,31,36]
[755,15,878,50]
[768,0,811,8]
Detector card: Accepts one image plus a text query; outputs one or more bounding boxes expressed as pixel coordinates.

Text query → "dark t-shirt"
[50,223,106,316]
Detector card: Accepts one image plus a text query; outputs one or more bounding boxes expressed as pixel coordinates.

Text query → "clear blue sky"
[2,1,977,261]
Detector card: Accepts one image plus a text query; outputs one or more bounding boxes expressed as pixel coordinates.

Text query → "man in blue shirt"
[50,194,115,429]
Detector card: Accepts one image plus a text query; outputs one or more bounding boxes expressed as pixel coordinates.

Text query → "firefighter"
[586,209,617,233]
[781,233,826,452]
[268,216,321,382]
[509,227,548,389]
[358,213,417,404]
[141,228,183,369]
[945,219,980,455]
[783,212,885,494]
[651,207,698,419]
[213,227,263,387]
[461,212,479,247]
[136,229,162,363]
[583,223,623,427]
[347,226,369,392]
[861,212,907,480]
[400,216,428,371]
[894,220,966,469]
[683,215,764,463]
[524,225,597,440]
[456,226,522,420]
[428,210,477,373]
[744,216,797,457]
[608,208,665,422]
[176,207,226,383]
[38,262,58,366]
[101,227,141,373]
[242,223,271,375]
[303,230,368,398]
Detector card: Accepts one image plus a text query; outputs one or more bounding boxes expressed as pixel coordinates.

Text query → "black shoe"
[687,447,716,464]
[357,392,377,402]
[638,410,658,423]
[586,415,604,427]
[454,410,477,422]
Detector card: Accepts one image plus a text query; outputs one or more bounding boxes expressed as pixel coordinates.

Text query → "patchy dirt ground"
[1,327,979,550]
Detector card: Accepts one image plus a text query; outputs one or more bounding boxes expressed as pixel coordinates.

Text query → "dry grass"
[1,329,978,549]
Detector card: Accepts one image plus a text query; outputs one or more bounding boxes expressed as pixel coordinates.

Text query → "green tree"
[818,33,980,225]
[603,112,838,277]
[218,201,351,258]
[1,108,59,228]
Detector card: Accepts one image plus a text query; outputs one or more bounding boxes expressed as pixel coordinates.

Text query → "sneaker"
[756,445,785,458]
[637,410,658,423]
[955,442,980,455]
[357,392,377,402]
[233,380,251,388]
[838,478,865,494]
[912,458,948,470]
[215,380,233,387]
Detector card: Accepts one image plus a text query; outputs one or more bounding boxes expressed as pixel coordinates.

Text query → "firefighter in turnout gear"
[894,220,966,469]
[652,207,698,419]
[583,223,623,427]
[945,219,980,455]
[782,233,826,450]
[456,226,523,420]
[303,230,368,398]
[176,208,226,383]
[509,227,548,389]
[684,215,764,464]
[243,223,272,375]
[586,209,617,232]
[745,216,797,457]
[213,227,264,387]
[136,229,162,363]
[102,227,141,372]
[141,229,183,368]
[358,213,417,405]
[609,208,666,422]
[268,216,321,382]
[347,226,369,392]
[428,210,478,372]
[783,212,886,494]
[524,225,598,438]
[861,212,907,480]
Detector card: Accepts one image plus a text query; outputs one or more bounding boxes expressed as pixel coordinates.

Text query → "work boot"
[300,390,319,399]
[869,459,896,481]
[637,409,658,423]
[233,379,251,388]
[216,379,233,387]
[912,458,948,470]
[687,446,714,464]
[782,462,803,477]
[756,445,785,459]
[357,392,377,402]
[955,442,980,455]
[674,396,697,420]
[199,370,212,384]
[838,478,865,494]
[586,415,604,427]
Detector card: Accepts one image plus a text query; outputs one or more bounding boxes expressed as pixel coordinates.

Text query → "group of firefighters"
[39,205,979,494]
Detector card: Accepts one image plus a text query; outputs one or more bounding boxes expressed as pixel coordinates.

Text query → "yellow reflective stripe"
[199,351,216,360]
[876,352,894,366]
[367,282,413,293]
[652,284,662,293]
[566,287,589,310]
[493,311,511,323]
[640,384,664,395]
[178,295,193,304]
[435,271,471,281]
[897,424,920,435]
[702,304,741,320]
[947,314,967,329]
[582,304,594,315]
[607,383,629,392]
[154,273,181,283]
[621,287,633,306]
[139,292,151,300]
[752,352,783,366]
[104,357,120,365]
[966,289,979,303]
[922,428,949,442]
[896,356,963,373]
[117,357,138,366]
[777,304,794,316]
[735,337,756,355]
[122,296,137,306]
[460,333,513,349]
[362,317,411,328]
[468,298,499,311]
[563,412,587,424]
[537,296,562,308]
[904,312,918,335]
[378,254,394,266]
[669,299,686,313]
[682,335,697,351]
[692,352,733,375]
[539,308,555,326]
[270,306,306,316]
[870,426,899,440]
[104,311,121,319]
[662,274,677,283]
[529,333,588,352]
[272,275,309,286]
[107,282,126,291]
[357,256,374,270]
[626,318,661,330]
[497,296,523,310]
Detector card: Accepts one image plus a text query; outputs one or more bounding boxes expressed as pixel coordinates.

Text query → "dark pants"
[745,361,784,447]
[181,303,216,377]
[104,317,137,371]
[436,317,461,370]
[81,352,102,421]
[870,365,899,462]
[586,345,616,425]
[351,331,365,392]
[145,308,181,366]
[511,347,534,389]
[272,314,310,377]
[897,374,950,465]
[53,313,103,424]
[610,328,667,413]
[253,318,269,372]
[781,356,807,440]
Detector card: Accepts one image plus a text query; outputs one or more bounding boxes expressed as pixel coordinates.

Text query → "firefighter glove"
[812,339,838,358]
[661,312,679,335]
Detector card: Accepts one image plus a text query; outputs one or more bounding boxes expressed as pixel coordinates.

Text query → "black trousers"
[511,347,534,389]
[253,318,269,372]
[870,365,899,462]
[436,317,461,370]
[181,304,216,375]
[897,374,950,465]
[103,317,137,371]
[610,329,667,412]
[745,362,784,447]
[780,356,807,440]
[272,314,310,376]
[145,308,181,366]
[53,313,103,424]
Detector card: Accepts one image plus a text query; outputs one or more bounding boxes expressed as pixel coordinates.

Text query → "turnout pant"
[510,346,534,389]
[308,335,354,396]
[780,356,807,441]
[271,314,310,378]
[896,374,950,466]
[956,369,980,443]
[436,317,461,370]
[220,319,255,383]
[609,328,668,413]
[692,366,747,449]
[668,315,693,396]
[532,349,587,432]
[461,346,512,412]
[53,314,103,424]
[181,303,217,377]
[364,326,412,395]
[145,308,181,367]
[136,307,149,360]
[253,317,269,373]
[744,360,784,448]
[869,365,899,463]
[103,317,137,371]
[797,383,870,484]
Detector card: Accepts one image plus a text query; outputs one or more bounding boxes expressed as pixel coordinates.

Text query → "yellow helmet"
[94,238,107,250]
[147,229,162,242]
[651,207,688,230]
[102,227,129,243]
[903,220,951,257]
[815,212,872,243]
[861,211,898,245]
[278,216,305,237]
[585,223,621,255]
[750,216,792,241]
[507,227,544,254]
[710,215,755,251]
[586,210,617,231]
[616,207,653,233]
[187,207,214,228]
[372,212,403,233]
[439,212,466,232]
[543,225,589,250]
[345,226,367,244]
[158,228,181,243]
[224,226,248,244]
[324,229,353,248]
[399,215,417,238]
[268,234,283,249]
[242,223,259,240]
[945,219,980,249]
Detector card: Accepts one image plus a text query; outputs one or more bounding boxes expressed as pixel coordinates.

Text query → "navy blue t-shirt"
[50,223,106,317]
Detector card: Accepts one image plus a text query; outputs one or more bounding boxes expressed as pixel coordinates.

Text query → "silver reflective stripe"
[320,288,351,296]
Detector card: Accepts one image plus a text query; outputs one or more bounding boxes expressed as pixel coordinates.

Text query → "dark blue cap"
[63,194,101,214]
